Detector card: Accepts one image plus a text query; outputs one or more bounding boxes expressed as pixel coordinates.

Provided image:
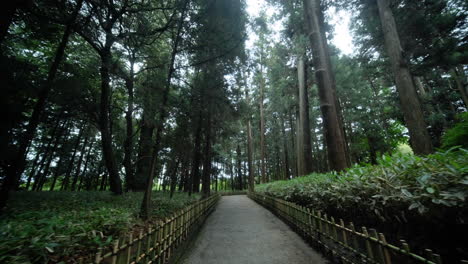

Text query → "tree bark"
[134,110,154,191]
[201,113,212,198]
[302,0,349,171]
[99,47,123,194]
[280,115,290,180]
[259,73,267,183]
[236,144,243,190]
[123,59,135,191]
[191,111,203,193]
[376,0,433,155]
[297,56,314,175]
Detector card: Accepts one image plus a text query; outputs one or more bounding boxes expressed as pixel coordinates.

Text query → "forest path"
[181,195,327,264]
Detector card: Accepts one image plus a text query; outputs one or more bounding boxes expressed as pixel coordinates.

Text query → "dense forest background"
[0,0,467,262]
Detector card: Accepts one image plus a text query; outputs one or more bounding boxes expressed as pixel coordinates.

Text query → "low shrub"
[0,191,200,263]
[256,148,468,261]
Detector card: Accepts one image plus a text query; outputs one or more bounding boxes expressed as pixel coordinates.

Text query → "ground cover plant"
[256,148,468,262]
[0,192,200,263]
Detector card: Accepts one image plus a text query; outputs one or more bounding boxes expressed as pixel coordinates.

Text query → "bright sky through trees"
[245,0,355,55]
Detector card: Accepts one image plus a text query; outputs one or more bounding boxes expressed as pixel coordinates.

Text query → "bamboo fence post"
[362,227,375,260]
[323,214,330,238]
[378,233,392,264]
[145,227,152,263]
[349,222,359,251]
[331,217,339,242]
[125,233,133,263]
[95,248,103,264]
[111,239,119,264]
[136,231,143,261]
[369,228,385,264]
[340,219,348,247]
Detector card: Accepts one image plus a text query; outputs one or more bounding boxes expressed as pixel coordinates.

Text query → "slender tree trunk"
[236,145,243,190]
[71,134,89,191]
[140,0,189,219]
[201,114,212,198]
[25,140,46,190]
[259,74,267,183]
[297,56,314,175]
[61,125,84,190]
[376,0,433,155]
[134,111,154,191]
[280,116,290,180]
[302,0,349,171]
[78,138,94,191]
[451,68,468,108]
[31,118,63,191]
[169,157,180,199]
[37,121,70,191]
[123,60,135,191]
[99,46,123,194]
[288,111,298,177]
[191,110,203,193]
[0,0,84,212]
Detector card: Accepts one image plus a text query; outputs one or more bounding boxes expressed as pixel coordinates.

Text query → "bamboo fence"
[92,194,220,264]
[249,192,467,264]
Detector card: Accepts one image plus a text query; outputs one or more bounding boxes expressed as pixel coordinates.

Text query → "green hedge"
[256,149,468,261]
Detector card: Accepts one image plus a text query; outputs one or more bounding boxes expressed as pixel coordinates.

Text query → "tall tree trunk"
[61,124,84,190]
[25,139,46,190]
[78,138,94,191]
[247,119,254,192]
[37,121,70,191]
[288,110,298,177]
[31,117,63,191]
[245,87,255,191]
[451,68,468,108]
[169,157,180,199]
[236,144,243,190]
[140,0,189,219]
[123,60,135,191]
[71,134,89,191]
[191,111,203,193]
[99,47,122,194]
[134,111,154,191]
[0,0,84,212]
[259,74,267,183]
[297,56,314,175]
[302,0,349,171]
[376,0,433,155]
[201,114,212,198]
[280,115,290,180]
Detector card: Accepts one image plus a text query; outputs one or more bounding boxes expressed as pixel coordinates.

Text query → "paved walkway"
[181,195,327,264]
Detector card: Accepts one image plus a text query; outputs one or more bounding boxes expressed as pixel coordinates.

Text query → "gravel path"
[181,195,327,264]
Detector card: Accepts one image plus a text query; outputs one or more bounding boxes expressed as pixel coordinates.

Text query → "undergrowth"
[0,191,200,263]
[256,148,468,262]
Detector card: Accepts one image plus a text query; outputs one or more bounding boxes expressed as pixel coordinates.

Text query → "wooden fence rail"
[93,194,219,264]
[249,192,467,264]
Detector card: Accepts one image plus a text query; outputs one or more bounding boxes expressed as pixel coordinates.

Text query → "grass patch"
[0,191,200,263]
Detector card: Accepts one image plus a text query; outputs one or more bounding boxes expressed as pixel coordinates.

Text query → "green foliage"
[257,149,468,222]
[0,192,200,263]
[441,112,468,149]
